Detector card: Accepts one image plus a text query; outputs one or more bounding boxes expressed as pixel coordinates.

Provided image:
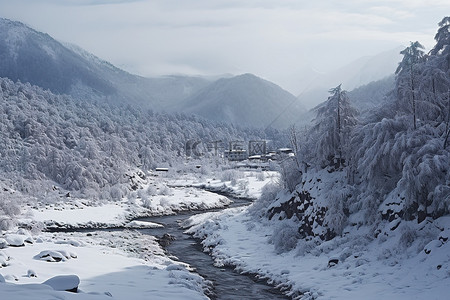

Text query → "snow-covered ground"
[185,178,450,300]
[23,184,231,229]
[1,169,280,300]
[2,173,242,299]
[8,167,447,300]
[0,229,208,299]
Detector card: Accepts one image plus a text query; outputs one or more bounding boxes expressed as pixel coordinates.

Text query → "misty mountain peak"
[182,73,306,129]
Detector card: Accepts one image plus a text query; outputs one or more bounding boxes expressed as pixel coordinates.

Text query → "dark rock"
[418,209,427,223]
[328,258,339,267]
[390,219,401,231]
[159,233,176,248]
[374,229,381,238]
[438,231,448,243]
[27,269,37,277]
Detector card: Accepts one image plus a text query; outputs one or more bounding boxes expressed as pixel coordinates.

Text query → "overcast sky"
[1,0,449,94]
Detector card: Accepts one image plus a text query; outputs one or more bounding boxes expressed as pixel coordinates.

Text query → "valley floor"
[2,169,449,300]
[0,170,275,299]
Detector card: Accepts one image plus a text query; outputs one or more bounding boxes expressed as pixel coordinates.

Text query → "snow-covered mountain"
[182,73,307,129]
[0,18,307,128]
[0,18,114,97]
[298,47,403,109]
[0,18,210,110]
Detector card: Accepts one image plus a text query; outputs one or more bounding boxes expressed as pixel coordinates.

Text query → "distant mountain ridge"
[182,73,307,128]
[0,18,115,97]
[0,18,305,128]
[0,18,210,110]
[297,47,403,109]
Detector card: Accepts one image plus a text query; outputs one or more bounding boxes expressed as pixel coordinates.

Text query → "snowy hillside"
[182,73,307,129]
[186,169,450,299]
[347,75,395,113]
[0,18,115,98]
[0,76,279,225]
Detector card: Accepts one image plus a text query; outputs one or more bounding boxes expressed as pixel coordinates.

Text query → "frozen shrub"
[142,198,152,209]
[256,171,265,181]
[199,165,211,176]
[0,200,20,217]
[81,188,101,200]
[398,224,417,249]
[323,192,349,236]
[219,169,243,182]
[160,197,170,207]
[159,185,173,196]
[0,217,14,231]
[279,158,302,193]
[146,185,158,196]
[109,185,124,201]
[248,181,282,218]
[269,222,299,254]
[0,193,21,230]
[296,238,317,256]
[127,196,137,205]
[238,180,249,195]
[27,221,45,235]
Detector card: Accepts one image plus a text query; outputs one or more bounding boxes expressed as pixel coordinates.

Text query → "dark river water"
[139,198,289,300]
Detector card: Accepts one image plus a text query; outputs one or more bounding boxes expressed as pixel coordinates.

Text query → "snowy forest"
[258,17,450,246]
[0,77,284,228]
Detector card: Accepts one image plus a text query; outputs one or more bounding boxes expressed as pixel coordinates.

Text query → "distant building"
[276,148,295,159]
[224,141,247,161]
[277,148,294,155]
[224,149,247,161]
[265,151,277,160]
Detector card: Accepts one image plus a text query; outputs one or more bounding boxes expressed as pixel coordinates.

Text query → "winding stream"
[139,198,289,300]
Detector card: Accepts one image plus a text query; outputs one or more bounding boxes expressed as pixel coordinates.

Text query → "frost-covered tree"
[430,16,450,57]
[350,19,450,224]
[310,84,357,168]
[396,41,425,130]
[0,76,280,205]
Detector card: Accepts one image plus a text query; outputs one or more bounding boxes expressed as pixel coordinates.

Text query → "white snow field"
[0,229,209,299]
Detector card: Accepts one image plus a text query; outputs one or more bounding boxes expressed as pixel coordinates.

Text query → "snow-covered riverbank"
[1,170,278,299]
[185,183,450,300]
[24,187,230,230]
